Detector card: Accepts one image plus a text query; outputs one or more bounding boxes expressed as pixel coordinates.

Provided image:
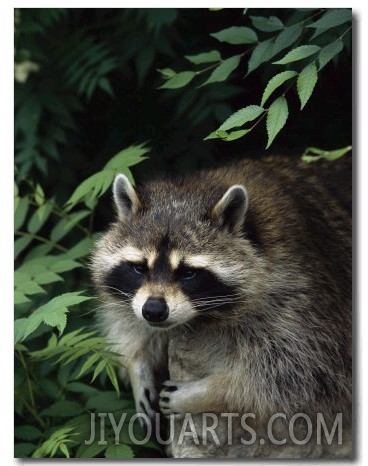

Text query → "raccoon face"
[92,174,255,329]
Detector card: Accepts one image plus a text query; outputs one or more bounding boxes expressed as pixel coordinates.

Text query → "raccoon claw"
[159,381,185,418]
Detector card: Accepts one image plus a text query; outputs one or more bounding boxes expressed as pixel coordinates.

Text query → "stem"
[16,351,48,430]
[15,230,69,253]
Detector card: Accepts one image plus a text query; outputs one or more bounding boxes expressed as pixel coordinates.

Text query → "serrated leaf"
[159,71,196,89]
[14,293,91,343]
[261,71,298,106]
[218,105,264,131]
[201,54,242,86]
[105,444,134,459]
[250,15,284,32]
[272,25,303,58]
[273,45,321,65]
[318,40,343,70]
[104,144,149,172]
[297,62,318,109]
[266,96,288,149]
[185,50,221,64]
[247,39,274,75]
[307,8,351,30]
[211,26,258,44]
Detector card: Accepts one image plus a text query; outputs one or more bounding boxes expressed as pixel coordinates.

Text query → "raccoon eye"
[179,268,197,280]
[131,262,148,275]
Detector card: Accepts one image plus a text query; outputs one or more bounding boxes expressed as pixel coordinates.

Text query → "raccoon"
[90,155,352,439]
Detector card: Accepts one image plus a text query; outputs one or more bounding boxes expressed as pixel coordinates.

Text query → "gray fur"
[90,155,352,433]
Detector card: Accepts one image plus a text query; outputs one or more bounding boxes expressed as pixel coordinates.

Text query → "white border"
[4,3,366,465]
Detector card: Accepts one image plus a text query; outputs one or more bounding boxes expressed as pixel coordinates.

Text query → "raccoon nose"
[142,297,169,323]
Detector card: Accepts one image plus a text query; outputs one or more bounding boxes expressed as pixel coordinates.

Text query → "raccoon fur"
[90,154,352,437]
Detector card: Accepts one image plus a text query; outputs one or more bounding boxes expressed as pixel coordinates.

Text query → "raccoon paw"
[136,386,159,433]
[159,380,200,419]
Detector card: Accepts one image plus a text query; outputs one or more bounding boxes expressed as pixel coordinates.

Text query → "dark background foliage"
[15,8,351,226]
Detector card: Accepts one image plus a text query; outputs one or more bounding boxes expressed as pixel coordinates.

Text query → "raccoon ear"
[212,185,248,233]
[113,174,141,221]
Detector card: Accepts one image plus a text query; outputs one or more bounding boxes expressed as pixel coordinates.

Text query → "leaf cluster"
[14,145,162,458]
[158,8,352,148]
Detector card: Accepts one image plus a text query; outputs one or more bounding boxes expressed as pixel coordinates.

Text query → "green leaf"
[204,129,251,142]
[201,54,242,86]
[66,237,94,259]
[14,442,36,458]
[297,62,318,109]
[221,129,251,141]
[157,67,176,79]
[247,39,274,75]
[98,77,114,97]
[210,26,258,44]
[266,96,288,149]
[218,105,264,131]
[50,210,90,242]
[302,145,352,163]
[159,71,196,89]
[91,359,107,382]
[65,170,114,209]
[261,71,298,106]
[49,258,82,273]
[185,50,221,64]
[14,291,31,304]
[307,8,351,31]
[14,236,33,259]
[15,197,29,231]
[318,40,344,70]
[78,442,107,459]
[273,45,321,65]
[27,202,53,234]
[250,16,284,32]
[34,183,45,205]
[66,382,99,395]
[15,425,42,441]
[104,143,149,172]
[41,400,84,417]
[59,444,70,458]
[106,362,121,394]
[77,353,102,378]
[105,444,134,459]
[272,25,303,57]
[14,292,92,343]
